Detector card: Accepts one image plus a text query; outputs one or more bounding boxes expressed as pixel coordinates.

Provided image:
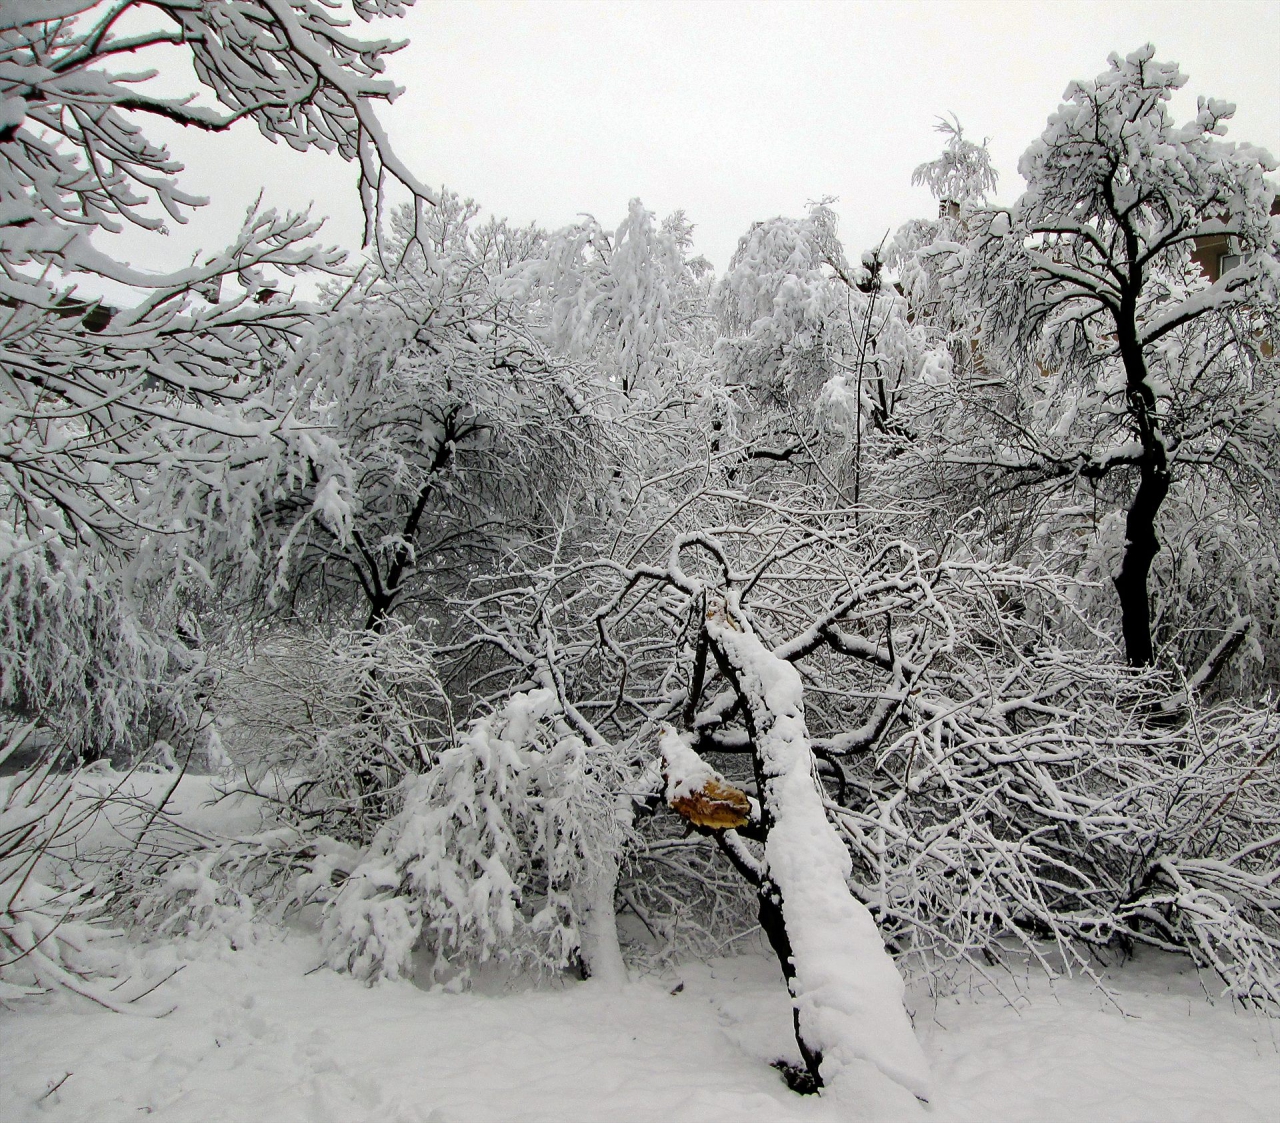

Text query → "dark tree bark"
[354,409,468,634]
[756,880,824,1086]
[1112,253,1171,668]
[1113,461,1170,666]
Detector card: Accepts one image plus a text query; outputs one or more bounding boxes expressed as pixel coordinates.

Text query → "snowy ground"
[3,773,1278,1122]
[2,932,1277,1123]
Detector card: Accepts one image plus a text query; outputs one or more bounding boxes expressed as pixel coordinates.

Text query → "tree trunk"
[577,854,627,988]
[1112,461,1170,666]
[755,875,825,1083]
[703,594,930,1101]
[1113,263,1170,669]
[360,420,461,634]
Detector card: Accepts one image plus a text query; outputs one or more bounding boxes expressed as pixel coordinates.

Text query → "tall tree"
[951,46,1278,667]
[522,199,711,400]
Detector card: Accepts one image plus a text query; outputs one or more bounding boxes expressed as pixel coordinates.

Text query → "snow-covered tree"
[713,202,955,517]
[889,117,996,360]
[521,200,711,399]
[0,0,435,552]
[324,686,628,986]
[251,195,604,636]
[0,0,438,753]
[948,46,1279,668]
[910,115,999,217]
[714,209,842,404]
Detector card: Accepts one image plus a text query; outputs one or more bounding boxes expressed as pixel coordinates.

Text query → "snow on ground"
[918,953,1280,1122]
[4,774,1278,1122]
[2,932,1277,1123]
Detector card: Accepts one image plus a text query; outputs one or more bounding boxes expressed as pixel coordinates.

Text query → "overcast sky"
[125,0,1280,276]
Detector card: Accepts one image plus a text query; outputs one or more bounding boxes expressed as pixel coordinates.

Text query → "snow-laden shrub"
[135,849,259,950]
[0,728,140,1009]
[121,829,353,953]
[217,623,451,845]
[0,529,190,764]
[820,672,1280,1007]
[86,774,363,955]
[324,688,625,984]
[618,808,761,969]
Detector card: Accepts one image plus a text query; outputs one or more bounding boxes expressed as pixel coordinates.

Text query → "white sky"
[112,0,1280,276]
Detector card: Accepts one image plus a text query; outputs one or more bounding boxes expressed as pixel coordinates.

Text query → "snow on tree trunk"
[703,593,931,1102]
[578,855,627,988]
[530,671,630,989]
